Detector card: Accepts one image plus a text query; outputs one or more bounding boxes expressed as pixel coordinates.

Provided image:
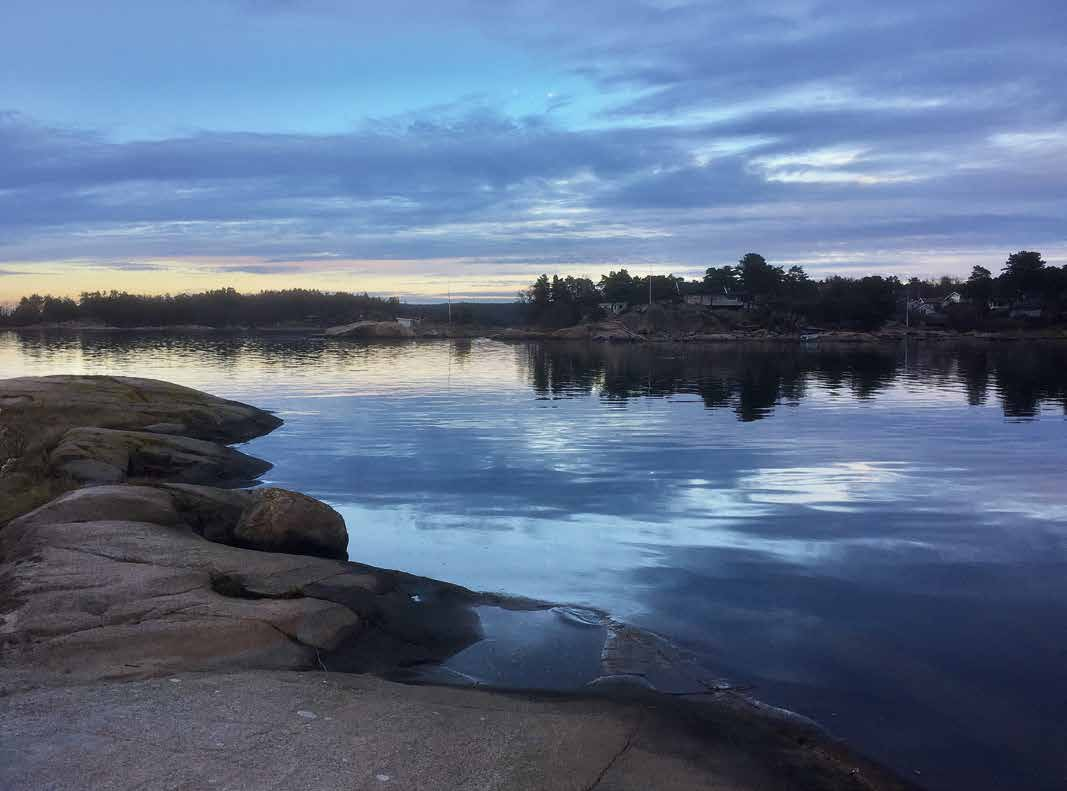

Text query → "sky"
[1,0,1065,302]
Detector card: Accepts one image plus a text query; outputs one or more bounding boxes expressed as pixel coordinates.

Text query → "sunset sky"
[2,0,1065,302]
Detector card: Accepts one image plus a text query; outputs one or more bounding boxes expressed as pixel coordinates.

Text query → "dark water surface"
[3,332,1066,790]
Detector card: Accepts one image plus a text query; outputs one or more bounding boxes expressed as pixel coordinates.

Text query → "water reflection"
[519,340,1067,421]
[5,331,1066,420]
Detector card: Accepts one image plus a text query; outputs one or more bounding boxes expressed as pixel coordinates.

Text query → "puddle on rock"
[394,603,738,696]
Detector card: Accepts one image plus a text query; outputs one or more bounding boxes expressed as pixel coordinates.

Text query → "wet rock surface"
[0,670,916,791]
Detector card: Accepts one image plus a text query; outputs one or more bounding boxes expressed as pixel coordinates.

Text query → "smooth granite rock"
[233,487,348,559]
[0,375,282,442]
[324,320,416,338]
[49,427,272,486]
[0,375,282,523]
[0,482,480,688]
[0,671,917,791]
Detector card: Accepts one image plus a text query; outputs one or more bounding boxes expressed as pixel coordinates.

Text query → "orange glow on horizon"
[0,256,641,305]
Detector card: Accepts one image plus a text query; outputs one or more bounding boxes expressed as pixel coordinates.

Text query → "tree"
[736,253,784,300]
[963,265,993,307]
[634,274,682,304]
[523,274,551,307]
[1001,251,1045,298]
[813,276,900,330]
[703,265,738,294]
[10,294,44,325]
[598,269,637,303]
[782,265,817,302]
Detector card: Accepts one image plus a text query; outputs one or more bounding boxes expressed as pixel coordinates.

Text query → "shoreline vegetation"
[0,374,917,790]
[2,251,1066,343]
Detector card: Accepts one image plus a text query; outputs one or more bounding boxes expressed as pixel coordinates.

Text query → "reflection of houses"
[598,301,629,315]
[684,293,745,309]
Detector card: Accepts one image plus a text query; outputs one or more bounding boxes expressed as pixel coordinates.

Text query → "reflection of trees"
[8,332,1067,421]
[955,347,991,406]
[986,345,1067,418]
[520,341,1067,421]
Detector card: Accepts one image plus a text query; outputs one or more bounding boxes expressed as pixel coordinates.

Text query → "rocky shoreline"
[0,375,916,790]
[6,319,1067,344]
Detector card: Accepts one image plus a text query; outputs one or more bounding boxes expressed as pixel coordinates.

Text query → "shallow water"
[3,332,1066,791]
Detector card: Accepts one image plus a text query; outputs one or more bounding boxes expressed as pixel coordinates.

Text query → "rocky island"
[0,375,915,790]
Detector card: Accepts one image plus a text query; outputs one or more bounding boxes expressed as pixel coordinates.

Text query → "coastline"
[0,374,919,789]
[4,319,1067,343]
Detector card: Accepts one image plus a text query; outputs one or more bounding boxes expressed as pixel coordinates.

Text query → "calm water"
[3,332,1066,790]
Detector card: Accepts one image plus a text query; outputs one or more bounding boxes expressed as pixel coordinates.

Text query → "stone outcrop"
[0,375,280,523]
[0,374,282,442]
[0,482,479,688]
[324,320,415,338]
[48,427,272,486]
[491,327,550,340]
[232,487,348,559]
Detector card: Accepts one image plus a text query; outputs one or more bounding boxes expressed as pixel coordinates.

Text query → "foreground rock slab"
[0,670,913,791]
[0,484,470,687]
[0,375,281,523]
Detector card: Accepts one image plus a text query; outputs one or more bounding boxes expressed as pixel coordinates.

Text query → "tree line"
[0,288,401,328]
[519,251,1066,330]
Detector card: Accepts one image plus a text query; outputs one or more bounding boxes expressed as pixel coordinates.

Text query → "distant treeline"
[0,288,404,328]
[520,251,1067,330]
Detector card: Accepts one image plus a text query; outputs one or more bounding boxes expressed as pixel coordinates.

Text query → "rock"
[10,483,344,560]
[0,671,918,791]
[48,427,272,486]
[7,485,183,530]
[161,483,256,543]
[591,326,642,343]
[552,324,592,339]
[233,487,349,560]
[491,328,549,340]
[0,375,282,443]
[0,375,283,524]
[324,321,415,338]
[0,483,481,687]
[142,422,187,434]
[0,515,359,682]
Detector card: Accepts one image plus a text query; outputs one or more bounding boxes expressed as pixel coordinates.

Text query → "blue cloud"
[0,0,1064,277]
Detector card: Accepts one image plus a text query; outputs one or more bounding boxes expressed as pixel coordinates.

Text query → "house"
[396,316,418,329]
[908,297,948,317]
[685,293,745,309]
[598,301,629,315]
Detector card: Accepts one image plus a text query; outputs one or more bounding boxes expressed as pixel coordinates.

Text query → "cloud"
[0,0,1064,280]
[98,261,167,271]
[211,263,308,274]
